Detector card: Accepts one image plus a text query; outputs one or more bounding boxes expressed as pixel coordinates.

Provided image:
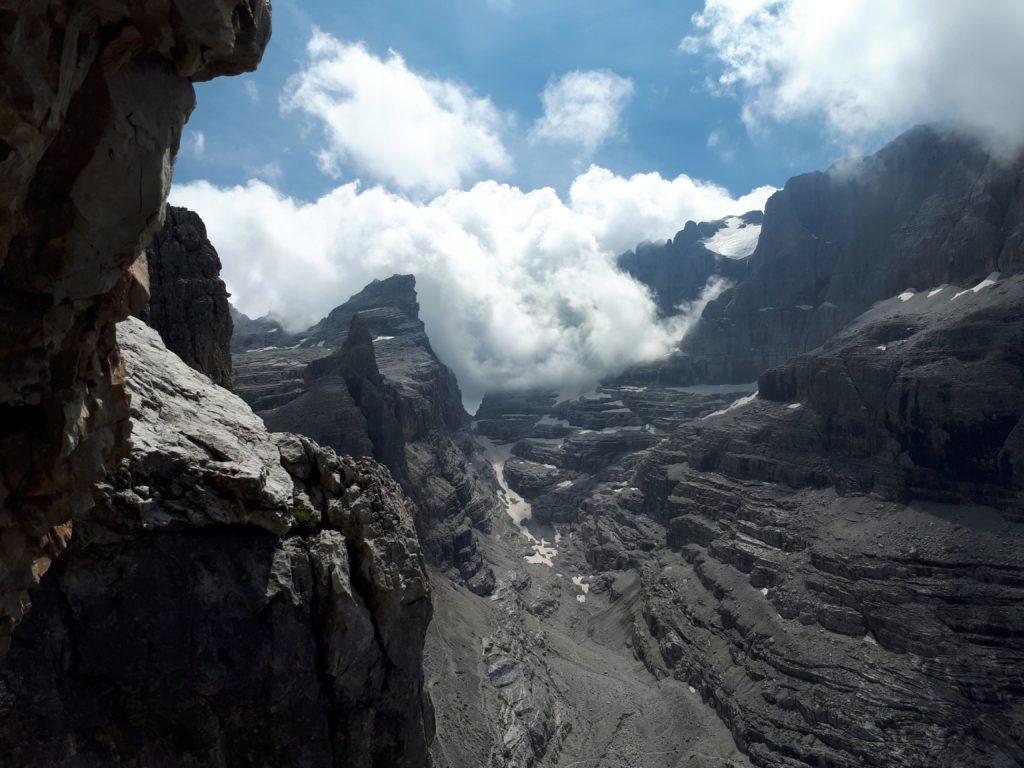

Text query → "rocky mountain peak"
[140,205,234,388]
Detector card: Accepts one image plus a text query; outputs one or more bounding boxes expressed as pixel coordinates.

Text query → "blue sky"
[175,0,838,202]
[171,0,1024,404]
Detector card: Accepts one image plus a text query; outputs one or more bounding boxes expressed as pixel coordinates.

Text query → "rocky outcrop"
[475,389,560,442]
[618,211,761,316]
[672,126,1024,384]
[0,0,270,659]
[758,275,1024,506]
[140,205,233,388]
[235,275,499,594]
[0,318,434,767]
[231,306,293,352]
[462,143,1024,763]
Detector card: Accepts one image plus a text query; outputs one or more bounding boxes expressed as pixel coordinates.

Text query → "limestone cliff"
[642,126,1024,386]
[459,127,1024,767]
[0,0,270,658]
[235,275,500,595]
[0,319,434,767]
[141,205,234,388]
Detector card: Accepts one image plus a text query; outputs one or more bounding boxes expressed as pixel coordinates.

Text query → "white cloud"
[242,80,260,103]
[677,35,702,54]
[282,30,512,195]
[171,170,773,406]
[705,129,735,163]
[185,130,206,157]
[531,70,635,156]
[244,161,283,184]
[688,0,1024,153]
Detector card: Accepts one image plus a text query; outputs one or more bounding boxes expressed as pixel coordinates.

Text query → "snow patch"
[524,538,558,567]
[704,391,758,420]
[701,216,762,259]
[897,290,915,302]
[572,575,590,603]
[953,272,1000,300]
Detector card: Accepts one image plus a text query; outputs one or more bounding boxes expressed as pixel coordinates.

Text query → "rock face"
[456,127,1024,767]
[0,0,271,659]
[618,211,761,316]
[235,275,499,594]
[626,285,1024,764]
[0,319,434,767]
[140,205,234,388]
[671,126,1024,384]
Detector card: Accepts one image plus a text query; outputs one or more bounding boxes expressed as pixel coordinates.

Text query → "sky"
[170,0,1024,406]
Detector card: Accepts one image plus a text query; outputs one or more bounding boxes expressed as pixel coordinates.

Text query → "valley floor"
[425,449,750,768]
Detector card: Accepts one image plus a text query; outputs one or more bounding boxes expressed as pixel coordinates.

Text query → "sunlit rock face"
[0,319,434,767]
[235,274,502,596]
[141,205,234,389]
[0,0,271,658]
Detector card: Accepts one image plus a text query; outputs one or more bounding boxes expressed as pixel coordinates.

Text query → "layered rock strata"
[0,319,434,767]
[235,275,499,594]
[618,211,761,316]
[141,205,234,388]
[0,0,271,659]
[464,167,1024,764]
[670,126,1024,385]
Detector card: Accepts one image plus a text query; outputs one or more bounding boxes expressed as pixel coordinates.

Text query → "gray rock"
[235,275,498,593]
[618,211,761,316]
[0,0,271,660]
[652,126,1024,385]
[141,205,234,388]
[0,318,434,767]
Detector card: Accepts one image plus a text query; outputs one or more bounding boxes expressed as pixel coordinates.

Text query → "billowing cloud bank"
[172,169,773,405]
[283,31,512,195]
[686,0,1024,154]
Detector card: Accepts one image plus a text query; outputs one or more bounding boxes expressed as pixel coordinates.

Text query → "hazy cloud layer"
[686,0,1024,153]
[172,170,773,405]
[531,70,635,156]
[283,30,512,195]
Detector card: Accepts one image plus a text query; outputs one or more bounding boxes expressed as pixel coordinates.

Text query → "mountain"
[3,15,1023,764]
[0,318,433,766]
[0,0,270,661]
[618,210,761,316]
[460,126,1024,767]
[140,205,234,388]
[635,126,1024,386]
[0,5,442,766]
[234,275,499,595]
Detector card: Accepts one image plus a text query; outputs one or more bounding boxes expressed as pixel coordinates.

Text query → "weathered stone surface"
[459,130,1024,764]
[673,126,1024,385]
[618,211,760,316]
[0,318,433,767]
[236,274,499,593]
[0,0,270,659]
[141,205,233,388]
[475,389,560,442]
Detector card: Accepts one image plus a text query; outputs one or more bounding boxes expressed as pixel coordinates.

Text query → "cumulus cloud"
[531,70,635,156]
[686,0,1024,153]
[171,170,773,406]
[283,30,512,195]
